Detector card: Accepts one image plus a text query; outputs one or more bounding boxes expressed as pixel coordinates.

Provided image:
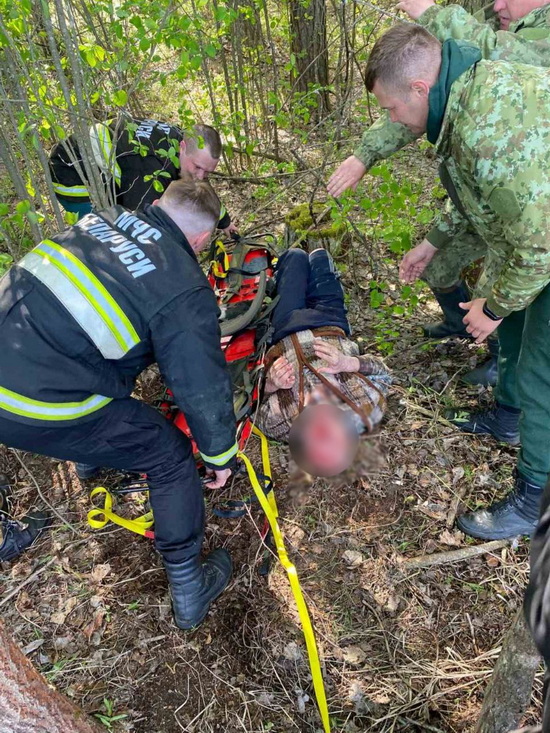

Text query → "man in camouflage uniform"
[365,23,550,534]
[328,0,550,386]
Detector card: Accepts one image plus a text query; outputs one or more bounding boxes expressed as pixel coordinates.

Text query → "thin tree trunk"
[288,0,330,121]
[476,609,541,733]
[0,620,103,733]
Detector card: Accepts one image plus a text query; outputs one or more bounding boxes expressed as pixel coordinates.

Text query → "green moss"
[285,202,347,240]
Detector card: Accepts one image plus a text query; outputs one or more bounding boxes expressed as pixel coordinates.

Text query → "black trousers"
[0,398,204,563]
[525,480,550,728]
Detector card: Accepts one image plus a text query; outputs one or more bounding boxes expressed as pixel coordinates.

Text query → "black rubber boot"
[422,280,471,339]
[445,401,520,445]
[461,336,499,387]
[75,462,100,480]
[164,548,233,630]
[456,471,543,540]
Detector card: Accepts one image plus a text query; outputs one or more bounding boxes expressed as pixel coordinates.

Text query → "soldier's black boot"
[457,471,543,540]
[164,549,232,630]
[461,336,499,387]
[422,280,471,339]
[75,462,100,480]
[445,401,520,445]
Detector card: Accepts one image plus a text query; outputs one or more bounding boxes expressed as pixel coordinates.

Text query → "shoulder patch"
[487,187,522,221]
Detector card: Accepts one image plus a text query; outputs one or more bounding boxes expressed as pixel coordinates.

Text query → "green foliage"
[94,698,128,729]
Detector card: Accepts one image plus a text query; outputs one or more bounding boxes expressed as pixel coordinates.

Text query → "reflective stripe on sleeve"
[53,182,91,198]
[19,240,140,360]
[0,386,111,421]
[199,441,239,467]
[90,122,122,186]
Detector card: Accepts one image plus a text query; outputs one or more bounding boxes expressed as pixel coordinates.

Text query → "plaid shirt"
[256,327,390,442]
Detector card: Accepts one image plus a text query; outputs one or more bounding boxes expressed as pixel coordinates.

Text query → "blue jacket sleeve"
[151,286,237,469]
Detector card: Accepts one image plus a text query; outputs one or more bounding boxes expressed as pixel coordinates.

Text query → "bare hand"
[327,156,367,197]
[223,222,239,237]
[396,0,435,19]
[399,239,438,283]
[460,298,502,344]
[314,339,359,374]
[204,468,232,489]
[265,356,296,393]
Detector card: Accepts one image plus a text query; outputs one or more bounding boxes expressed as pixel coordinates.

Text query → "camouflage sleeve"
[353,112,419,170]
[485,191,550,317]
[425,200,466,249]
[418,4,550,64]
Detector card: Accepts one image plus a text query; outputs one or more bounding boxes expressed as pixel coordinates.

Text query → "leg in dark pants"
[271,248,350,343]
[0,398,203,563]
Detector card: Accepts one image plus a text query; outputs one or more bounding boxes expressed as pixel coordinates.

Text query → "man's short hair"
[365,24,441,93]
[160,179,221,232]
[183,124,222,159]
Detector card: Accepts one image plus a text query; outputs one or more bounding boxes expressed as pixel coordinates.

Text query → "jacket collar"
[427,40,482,145]
[511,2,550,31]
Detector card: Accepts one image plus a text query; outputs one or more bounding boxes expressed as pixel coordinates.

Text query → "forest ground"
[0,131,542,733]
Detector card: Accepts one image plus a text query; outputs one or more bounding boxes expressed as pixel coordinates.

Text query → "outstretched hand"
[327,156,367,197]
[396,0,435,20]
[314,339,359,374]
[399,239,438,283]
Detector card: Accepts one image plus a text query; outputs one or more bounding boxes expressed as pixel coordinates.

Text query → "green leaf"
[0,203,9,217]
[112,89,128,107]
[152,179,164,193]
[15,199,31,215]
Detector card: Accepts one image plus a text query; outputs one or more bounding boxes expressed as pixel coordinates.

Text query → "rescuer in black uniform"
[0,179,236,629]
[49,118,235,233]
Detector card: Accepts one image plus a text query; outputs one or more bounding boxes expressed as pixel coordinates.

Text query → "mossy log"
[284,202,352,254]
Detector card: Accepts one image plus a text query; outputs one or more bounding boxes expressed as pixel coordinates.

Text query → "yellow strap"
[240,426,331,733]
[87,486,154,536]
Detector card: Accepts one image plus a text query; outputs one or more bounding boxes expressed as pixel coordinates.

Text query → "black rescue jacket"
[0,204,237,469]
[49,118,231,228]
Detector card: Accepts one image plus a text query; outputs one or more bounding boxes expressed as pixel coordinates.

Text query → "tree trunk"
[476,609,541,733]
[0,620,102,733]
[288,0,330,121]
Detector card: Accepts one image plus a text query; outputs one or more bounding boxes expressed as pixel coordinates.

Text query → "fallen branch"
[0,539,87,608]
[402,540,510,570]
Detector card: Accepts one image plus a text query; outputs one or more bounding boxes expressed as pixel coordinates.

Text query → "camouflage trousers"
[422,226,487,289]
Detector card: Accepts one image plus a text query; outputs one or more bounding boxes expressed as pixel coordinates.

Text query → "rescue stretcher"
[87,234,331,733]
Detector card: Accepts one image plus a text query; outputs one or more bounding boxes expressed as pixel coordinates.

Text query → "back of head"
[158,178,221,237]
[365,24,441,94]
[183,124,222,160]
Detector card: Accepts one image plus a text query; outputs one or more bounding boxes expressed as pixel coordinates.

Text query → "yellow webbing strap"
[239,426,331,733]
[87,486,154,537]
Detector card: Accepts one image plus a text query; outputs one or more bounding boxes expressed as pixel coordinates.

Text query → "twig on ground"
[0,538,87,608]
[10,449,80,535]
[402,539,511,570]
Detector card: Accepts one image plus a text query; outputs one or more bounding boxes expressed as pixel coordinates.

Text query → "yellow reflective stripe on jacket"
[0,386,111,421]
[52,182,90,198]
[19,240,140,360]
[199,441,238,467]
[90,122,122,186]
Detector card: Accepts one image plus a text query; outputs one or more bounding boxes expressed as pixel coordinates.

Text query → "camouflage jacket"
[434,60,550,317]
[353,3,550,170]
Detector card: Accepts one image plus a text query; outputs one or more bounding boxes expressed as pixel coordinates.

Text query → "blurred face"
[493,0,543,29]
[289,404,359,478]
[179,141,219,180]
[372,80,431,135]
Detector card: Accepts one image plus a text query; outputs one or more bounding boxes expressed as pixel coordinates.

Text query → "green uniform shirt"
[353,3,550,170]
[434,60,550,317]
